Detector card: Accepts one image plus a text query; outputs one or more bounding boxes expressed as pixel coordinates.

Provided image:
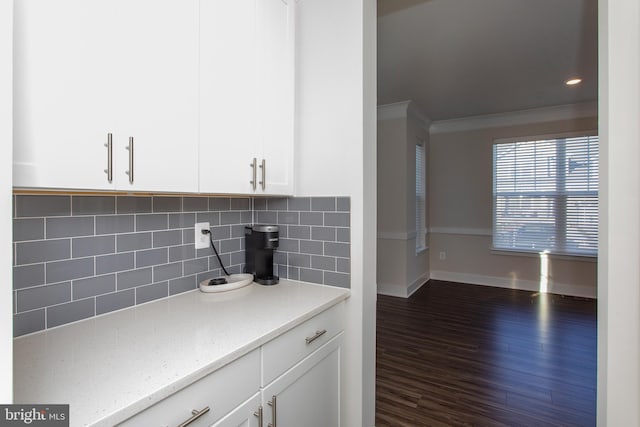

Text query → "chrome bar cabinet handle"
[267,395,277,427]
[125,136,134,184]
[176,406,210,427]
[259,158,266,190]
[250,157,257,190]
[104,133,113,183]
[305,329,327,345]
[253,406,263,427]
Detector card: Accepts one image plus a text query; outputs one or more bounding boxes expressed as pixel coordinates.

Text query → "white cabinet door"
[257,0,294,195]
[199,0,294,195]
[115,0,199,193]
[262,334,342,427]
[211,392,262,427]
[13,0,117,190]
[13,0,199,192]
[199,0,259,194]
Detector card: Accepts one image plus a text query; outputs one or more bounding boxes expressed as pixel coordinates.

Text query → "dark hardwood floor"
[376,280,597,427]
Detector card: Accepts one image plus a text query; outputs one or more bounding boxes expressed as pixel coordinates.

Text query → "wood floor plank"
[376,280,597,426]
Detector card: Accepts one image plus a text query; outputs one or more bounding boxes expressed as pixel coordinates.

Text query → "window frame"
[416,137,427,253]
[492,130,599,258]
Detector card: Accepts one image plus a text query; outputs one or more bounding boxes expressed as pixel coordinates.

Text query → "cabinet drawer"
[118,349,260,427]
[261,302,345,386]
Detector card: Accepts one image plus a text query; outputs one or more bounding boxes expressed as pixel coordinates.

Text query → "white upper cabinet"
[13,0,199,192]
[199,0,294,195]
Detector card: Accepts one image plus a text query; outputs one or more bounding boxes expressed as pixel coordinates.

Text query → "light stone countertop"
[13,280,350,426]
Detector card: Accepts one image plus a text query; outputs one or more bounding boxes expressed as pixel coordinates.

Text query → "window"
[492,134,598,256]
[416,140,427,251]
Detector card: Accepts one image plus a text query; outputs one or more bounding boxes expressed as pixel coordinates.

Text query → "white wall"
[429,113,598,298]
[598,0,640,424]
[377,102,430,298]
[295,0,376,425]
[1,0,13,402]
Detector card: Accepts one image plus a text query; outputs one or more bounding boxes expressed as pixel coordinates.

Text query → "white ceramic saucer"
[198,273,254,293]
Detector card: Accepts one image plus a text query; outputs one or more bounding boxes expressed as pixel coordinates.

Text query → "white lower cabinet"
[117,350,260,427]
[211,393,262,427]
[261,334,342,427]
[119,303,344,427]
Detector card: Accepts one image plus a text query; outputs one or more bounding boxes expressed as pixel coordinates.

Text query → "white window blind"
[416,142,426,250]
[492,135,598,256]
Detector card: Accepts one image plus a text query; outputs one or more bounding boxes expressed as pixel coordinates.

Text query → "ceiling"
[377,0,598,121]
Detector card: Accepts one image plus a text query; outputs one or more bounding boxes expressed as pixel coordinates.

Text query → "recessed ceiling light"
[565,78,582,86]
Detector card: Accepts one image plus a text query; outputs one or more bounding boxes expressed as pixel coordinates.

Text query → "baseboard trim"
[407,273,429,297]
[377,282,409,298]
[429,270,596,299]
[377,273,429,298]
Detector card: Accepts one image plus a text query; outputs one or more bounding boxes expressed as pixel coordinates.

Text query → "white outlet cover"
[194,222,210,249]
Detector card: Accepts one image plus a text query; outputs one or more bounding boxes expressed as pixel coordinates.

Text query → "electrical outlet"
[194,222,210,249]
[439,251,446,260]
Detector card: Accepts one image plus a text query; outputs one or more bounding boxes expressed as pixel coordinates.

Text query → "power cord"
[201,229,230,276]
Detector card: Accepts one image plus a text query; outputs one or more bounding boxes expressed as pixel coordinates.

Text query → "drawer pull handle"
[104,133,113,183]
[259,158,266,190]
[125,136,134,184]
[250,158,257,190]
[176,406,210,427]
[305,329,327,344]
[253,406,263,427]
[267,395,277,427]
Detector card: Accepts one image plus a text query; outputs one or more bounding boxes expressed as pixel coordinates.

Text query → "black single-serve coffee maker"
[244,225,279,285]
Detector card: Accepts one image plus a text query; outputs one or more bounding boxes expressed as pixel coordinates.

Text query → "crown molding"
[429,101,598,135]
[377,100,432,130]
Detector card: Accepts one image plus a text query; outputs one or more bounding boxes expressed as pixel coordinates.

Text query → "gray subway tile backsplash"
[324,242,350,258]
[311,226,335,241]
[117,232,152,252]
[13,264,45,290]
[13,309,46,337]
[153,196,182,213]
[336,197,350,212]
[324,212,350,227]
[299,240,323,255]
[136,281,169,304]
[46,257,94,283]
[72,235,115,258]
[288,197,311,211]
[46,216,94,239]
[116,196,151,214]
[96,289,135,315]
[169,275,197,295]
[117,268,153,291]
[183,197,209,212]
[72,196,115,216]
[136,214,168,232]
[311,197,336,211]
[209,197,231,211]
[15,195,70,218]
[152,230,183,248]
[12,194,350,337]
[324,271,350,288]
[17,282,71,312]
[47,298,95,328]
[153,262,183,282]
[299,212,323,226]
[96,215,135,235]
[135,248,168,269]
[96,252,135,275]
[73,274,116,300]
[13,218,45,242]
